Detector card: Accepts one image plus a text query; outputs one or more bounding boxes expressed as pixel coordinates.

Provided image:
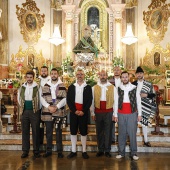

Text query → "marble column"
[111,4,126,57]
[61,5,76,58]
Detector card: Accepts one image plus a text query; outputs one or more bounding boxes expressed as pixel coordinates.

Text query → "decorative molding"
[16,0,45,45]
[143,0,170,44]
[50,0,65,10]
[125,0,138,8]
[141,44,170,72]
[9,46,45,75]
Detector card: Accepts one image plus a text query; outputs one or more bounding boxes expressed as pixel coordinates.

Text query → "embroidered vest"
[41,83,66,121]
[94,84,114,109]
[20,85,39,113]
[118,87,137,113]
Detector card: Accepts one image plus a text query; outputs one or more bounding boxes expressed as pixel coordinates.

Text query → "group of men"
[17,64,155,161]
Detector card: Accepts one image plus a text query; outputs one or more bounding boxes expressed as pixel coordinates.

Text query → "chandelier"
[49,24,65,46]
[121,23,138,45]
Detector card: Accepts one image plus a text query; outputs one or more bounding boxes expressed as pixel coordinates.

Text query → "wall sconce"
[49,24,65,46]
[0,32,2,39]
[121,23,138,45]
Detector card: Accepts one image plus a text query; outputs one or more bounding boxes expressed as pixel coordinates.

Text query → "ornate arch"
[80,0,108,51]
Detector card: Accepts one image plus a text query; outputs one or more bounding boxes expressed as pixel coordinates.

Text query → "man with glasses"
[67,68,92,159]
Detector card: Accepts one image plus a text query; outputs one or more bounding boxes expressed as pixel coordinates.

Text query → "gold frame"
[16,0,45,45]
[9,46,45,76]
[80,0,108,52]
[141,44,170,72]
[143,0,170,44]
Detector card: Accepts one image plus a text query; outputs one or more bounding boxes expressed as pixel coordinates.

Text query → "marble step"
[0,131,170,142]
[5,124,170,134]
[0,140,170,153]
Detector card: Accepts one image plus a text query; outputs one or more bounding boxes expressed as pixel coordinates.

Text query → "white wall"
[137,0,170,64]
[8,0,51,63]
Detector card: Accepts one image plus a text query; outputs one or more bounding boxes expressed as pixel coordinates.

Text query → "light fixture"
[121,23,138,45]
[49,24,65,46]
[0,32,2,39]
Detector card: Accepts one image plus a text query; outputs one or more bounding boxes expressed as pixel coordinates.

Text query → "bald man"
[91,70,115,158]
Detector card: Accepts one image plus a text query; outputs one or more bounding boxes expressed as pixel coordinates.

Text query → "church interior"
[0,0,170,169]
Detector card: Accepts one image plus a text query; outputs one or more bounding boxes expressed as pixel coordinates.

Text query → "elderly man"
[114,71,142,161]
[91,70,115,158]
[67,68,92,159]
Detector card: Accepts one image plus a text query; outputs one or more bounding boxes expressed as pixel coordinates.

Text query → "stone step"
[0,140,169,153]
[0,131,170,142]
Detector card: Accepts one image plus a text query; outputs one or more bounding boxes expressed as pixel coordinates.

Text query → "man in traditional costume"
[91,70,114,158]
[114,71,142,161]
[18,70,41,158]
[67,68,92,159]
[40,68,66,158]
[132,66,156,147]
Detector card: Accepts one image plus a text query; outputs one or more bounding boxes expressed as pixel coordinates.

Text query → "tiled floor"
[0,151,170,170]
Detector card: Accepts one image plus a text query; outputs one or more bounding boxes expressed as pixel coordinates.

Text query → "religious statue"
[73,25,99,58]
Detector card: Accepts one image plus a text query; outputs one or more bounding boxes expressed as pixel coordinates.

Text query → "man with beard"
[40,68,66,158]
[18,70,41,158]
[132,66,156,147]
[91,70,114,158]
[39,66,50,145]
[67,68,92,159]
[114,71,142,160]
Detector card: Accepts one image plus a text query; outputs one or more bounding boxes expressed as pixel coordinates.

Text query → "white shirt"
[17,81,38,106]
[114,82,141,117]
[74,81,87,104]
[115,77,121,88]
[91,81,115,116]
[39,76,51,87]
[40,78,66,109]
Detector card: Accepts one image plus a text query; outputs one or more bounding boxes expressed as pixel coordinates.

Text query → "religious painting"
[143,0,170,44]
[154,52,161,66]
[25,13,37,32]
[150,9,163,30]
[27,54,35,68]
[16,0,45,45]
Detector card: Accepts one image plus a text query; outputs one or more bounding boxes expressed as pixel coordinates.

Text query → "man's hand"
[114,117,118,122]
[92,115,96,121]
[78,111,84,116]
[140,93,148,98]
[138,116,142,122]
[48,106,57,113]
[75,110,80,115]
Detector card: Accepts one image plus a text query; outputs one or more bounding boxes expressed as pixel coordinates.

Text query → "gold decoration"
[141,44,170,72]
[16,0,45,45]
[9,45,45,75]
[143,0,170,44]
[80,0,108,52]
[50,0,65,10]
[126,0,138,8]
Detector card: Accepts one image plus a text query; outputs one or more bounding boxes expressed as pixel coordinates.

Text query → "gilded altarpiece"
[80,0,108,53]
[0,0,8,65]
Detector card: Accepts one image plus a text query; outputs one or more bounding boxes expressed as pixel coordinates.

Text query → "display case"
[165,70,170,105]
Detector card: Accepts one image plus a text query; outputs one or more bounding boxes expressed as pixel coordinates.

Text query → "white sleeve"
[136,87,142,116]
[114,87,118,117]
[90,86,95,116]
[17,87,21,106]
[40,87,50,108]
[56,98,66,109]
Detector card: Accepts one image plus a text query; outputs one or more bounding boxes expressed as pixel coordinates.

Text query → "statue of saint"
[73,25,99,57]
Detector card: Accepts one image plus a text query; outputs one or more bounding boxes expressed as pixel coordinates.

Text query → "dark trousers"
[112,121,115,141]
[95,112,113,152]
[44,121,54,152]
[21,110,40,154]
[55,119,63,152]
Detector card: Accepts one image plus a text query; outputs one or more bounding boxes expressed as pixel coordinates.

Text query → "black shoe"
[58,152,64,158]
[82,152,89,159]
[112,141,116,144]
[34,153,41,158]
[96,152,104,157]
[67,152,77,159]
[144,142,151,147]
[43,152,52,158]
[105,152,111,158]
[21,153,28,158]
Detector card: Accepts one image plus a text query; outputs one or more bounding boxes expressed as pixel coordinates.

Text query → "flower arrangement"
[112,56,124,69]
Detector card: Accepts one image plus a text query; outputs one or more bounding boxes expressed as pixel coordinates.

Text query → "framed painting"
[24,13,37,32]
